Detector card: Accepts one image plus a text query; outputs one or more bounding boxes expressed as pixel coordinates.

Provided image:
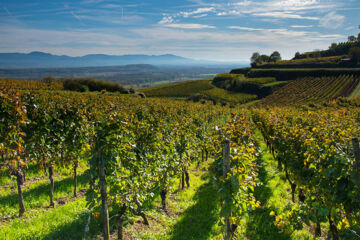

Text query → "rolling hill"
[141,78,257,105]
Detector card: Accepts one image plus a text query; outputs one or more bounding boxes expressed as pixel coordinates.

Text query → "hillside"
[255,75,359,106]
[141,78,257,105]
[226,37,360,107]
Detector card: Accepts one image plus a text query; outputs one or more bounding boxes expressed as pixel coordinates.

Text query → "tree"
[349,47,360,64]
[329,43,337,50]
[258,54,270,63]
[250,52,260,66]
[294,52,301,59]
[348,35,357,43]
[269,51,281,62]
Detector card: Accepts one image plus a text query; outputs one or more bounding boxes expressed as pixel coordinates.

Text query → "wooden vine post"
[49,164,55,207]
[99,152,110,240]
[223,139,231,240]
[352,138,360,171]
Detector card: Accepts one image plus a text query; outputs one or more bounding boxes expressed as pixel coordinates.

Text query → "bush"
[62,80,88,92]
[212,73,246,89]
[62,78,128,93]
[349,47,360,64]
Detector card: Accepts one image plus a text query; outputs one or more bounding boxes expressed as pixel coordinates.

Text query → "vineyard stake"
[352,138,360,171]
[99,151,110,240]
[223,139,231,240]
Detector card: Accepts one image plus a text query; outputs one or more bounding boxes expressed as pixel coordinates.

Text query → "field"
[1,74,360,240]
[141,78,214,97]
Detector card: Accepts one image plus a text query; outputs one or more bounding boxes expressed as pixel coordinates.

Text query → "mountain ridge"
[0,51,223,68]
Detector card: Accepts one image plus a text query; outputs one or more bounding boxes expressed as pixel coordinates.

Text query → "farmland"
[1,70,360,240]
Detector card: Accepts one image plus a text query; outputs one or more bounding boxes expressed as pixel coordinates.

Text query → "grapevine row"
[252,106,360,239]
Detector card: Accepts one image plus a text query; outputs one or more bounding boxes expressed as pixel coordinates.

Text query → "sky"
[0,0,359,62]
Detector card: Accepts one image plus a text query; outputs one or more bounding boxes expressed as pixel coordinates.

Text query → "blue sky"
[0,0,359,62]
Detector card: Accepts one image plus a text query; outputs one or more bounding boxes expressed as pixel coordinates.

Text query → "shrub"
[62,78,128,93]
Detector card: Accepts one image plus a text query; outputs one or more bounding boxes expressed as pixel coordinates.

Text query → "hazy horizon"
[1,0,359,62]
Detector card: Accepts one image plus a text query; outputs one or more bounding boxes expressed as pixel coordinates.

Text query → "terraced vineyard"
[257,75,360,106]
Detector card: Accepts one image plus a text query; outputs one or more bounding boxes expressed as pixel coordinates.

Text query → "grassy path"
[245,130,314,240]
[125,161,223,240]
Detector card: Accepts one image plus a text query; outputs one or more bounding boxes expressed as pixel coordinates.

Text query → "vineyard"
[1,77,360,240]
[256,75,360,106]
[252,105,360,239]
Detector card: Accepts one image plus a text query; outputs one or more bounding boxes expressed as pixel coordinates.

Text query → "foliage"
[349,47,360,64]
[211,111,261,236]
[252,106,360,238]
[0,78,63,90]
[62,78,128,93]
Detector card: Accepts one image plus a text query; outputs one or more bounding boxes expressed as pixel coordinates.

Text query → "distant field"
[141,78,258,104]
[246,77,276,84]
[202,88,257,104]
[262,81,288,87]
[142,79,214,97]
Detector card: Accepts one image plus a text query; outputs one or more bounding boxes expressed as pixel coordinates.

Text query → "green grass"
[247,77,277,84]
[349,77,360,98]
[246,129,315,240]
[141,79,214,97]
[0,198,89,240]
[263,81,289,87]
[0,169,89,218]
[124,161,223,240]
[201,88,257,104]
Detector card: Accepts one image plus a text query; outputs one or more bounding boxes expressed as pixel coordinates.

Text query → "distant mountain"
[0,52,218,68]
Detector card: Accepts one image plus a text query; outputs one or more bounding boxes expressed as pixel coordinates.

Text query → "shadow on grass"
[169,175,219,240]
[41,211,90,240]
[245,153,290,240]
[0,171,89,215]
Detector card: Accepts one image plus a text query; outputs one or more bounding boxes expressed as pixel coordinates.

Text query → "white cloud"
[163,23,216,29]
[253,11,319,20]
[216,10,242,16]
[193,14,208,18]
[228,26,264,31]
[159,16,174,24]
[214,0,337,20]
[291,25,313,28]
[179,7,215,18]
[319,11,345,29]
